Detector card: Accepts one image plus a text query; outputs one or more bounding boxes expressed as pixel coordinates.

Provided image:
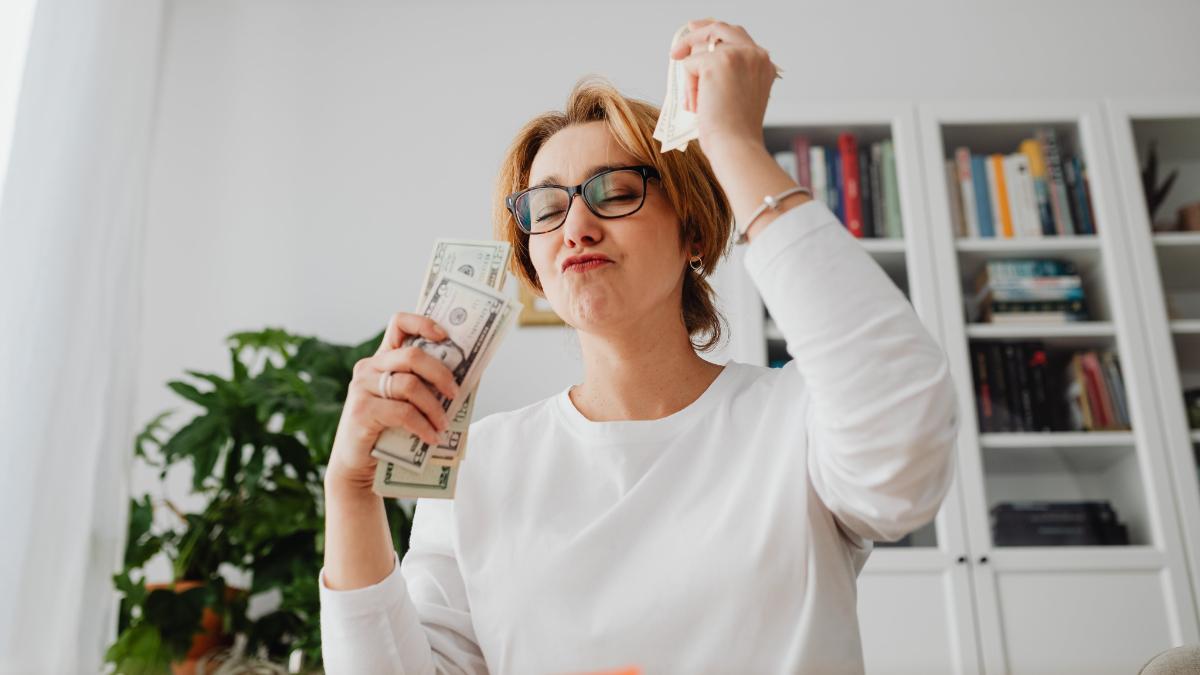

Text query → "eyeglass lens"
[515,169,647,233]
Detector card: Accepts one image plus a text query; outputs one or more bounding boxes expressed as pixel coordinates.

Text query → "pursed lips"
[562,256,614,273]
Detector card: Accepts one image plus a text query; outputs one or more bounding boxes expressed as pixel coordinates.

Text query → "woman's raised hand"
[669,18,779,159]
[326,312,460,491]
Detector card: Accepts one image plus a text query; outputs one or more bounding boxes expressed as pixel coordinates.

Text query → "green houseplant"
[106,327,414,673]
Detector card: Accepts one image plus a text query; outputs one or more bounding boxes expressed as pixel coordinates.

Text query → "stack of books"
[945,127,1097,238]
[970,342,1131,432]
[971,258,1088,324]
[772,132,902,239]
[991,501,1129,546]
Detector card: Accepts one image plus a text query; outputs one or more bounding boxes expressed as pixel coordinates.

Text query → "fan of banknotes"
[371,239,520,500]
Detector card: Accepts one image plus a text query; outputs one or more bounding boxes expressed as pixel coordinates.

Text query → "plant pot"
[143,580,242,675]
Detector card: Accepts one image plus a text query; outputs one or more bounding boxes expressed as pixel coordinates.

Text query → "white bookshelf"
[720,98,1200,674]
[915,99,1198,674]
[1105,96,1200,641]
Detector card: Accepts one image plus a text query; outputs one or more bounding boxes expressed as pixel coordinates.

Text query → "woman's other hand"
[669,18,779,160]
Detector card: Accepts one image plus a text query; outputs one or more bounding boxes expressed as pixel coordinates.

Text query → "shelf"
[956,235,1100,253]
[1153,231,1200,247]
[860,238,906,254]
[964,321,1117,349]
[1191,430,1200,443]
[979,431,1135,449]
[1172,320,1200,334]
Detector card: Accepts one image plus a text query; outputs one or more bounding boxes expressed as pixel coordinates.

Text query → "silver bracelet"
[735,185,813,245]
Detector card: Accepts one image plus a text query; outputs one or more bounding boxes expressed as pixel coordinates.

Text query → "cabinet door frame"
[1104,96,1200,627]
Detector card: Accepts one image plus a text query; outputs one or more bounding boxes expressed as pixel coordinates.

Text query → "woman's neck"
[570,319,725,422]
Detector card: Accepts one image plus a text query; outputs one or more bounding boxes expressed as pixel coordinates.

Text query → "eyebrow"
[530,163,627,189]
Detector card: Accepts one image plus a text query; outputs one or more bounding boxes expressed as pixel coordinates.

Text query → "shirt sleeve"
[743,198,959,545]
[319,498,486,674]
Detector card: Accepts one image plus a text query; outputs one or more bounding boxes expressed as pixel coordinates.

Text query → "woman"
[319,18,957,675]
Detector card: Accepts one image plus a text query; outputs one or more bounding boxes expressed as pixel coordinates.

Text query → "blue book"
[826,146,842,222]
[1070,156,1095,235]
[970,154,994,238]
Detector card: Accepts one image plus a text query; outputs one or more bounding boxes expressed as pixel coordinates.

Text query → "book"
[1066,155,1096,235]
[1036,128,1075,235]
[1012,153,1042,238]
[860,145,876,237]
[946,159,967,237]
[971,154,994,238]
[954,147,978,238]
[839,133,864,237]
[971,344,995,432]
[1019,138,1056,236]
[828,147,842,222]
[881,139,903,238]
[1100,351,1130,428]
[1001,154,1029,237]
[990,153,1015,238]
[871,142,885,239]
[987,343,1012,431]
[809,145,828,206]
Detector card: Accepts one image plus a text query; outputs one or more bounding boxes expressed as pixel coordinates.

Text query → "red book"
[838,133,864,237]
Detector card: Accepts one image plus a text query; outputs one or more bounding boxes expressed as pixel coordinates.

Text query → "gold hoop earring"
[688,254,703,273]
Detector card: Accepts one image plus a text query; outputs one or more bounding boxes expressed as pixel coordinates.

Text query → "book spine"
[861,145,876,237]
[1080,350,1111,429]
[981,259,1077,281]
[946,160,966,238]
[1001,154,1028,237]
[991,154,1015,238]
[871,142,885,238]
[810,146,828,206]
[882,139,903,238]
[955,147,979,238]
[988,343,1011,431]
[1002,344,1026,431]
[1101,352,1130,428]
[1037,128,1076,235]
[1027,344,1050,431]
[970,154,994,238]
[828,147,842,223]
[839,133,864,237]
[1069,353,1092,430]
[1020,138,1057,236]
[1013,153,1042,239]
[1071,156,1095,235]
[971,344,995,432]
[1081,160,1098,234]
[1015,343,1034,430]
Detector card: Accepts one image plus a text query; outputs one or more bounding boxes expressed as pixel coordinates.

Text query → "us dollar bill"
[372,454,459,500]
[417,239,511,307]
[371,272,517,473]
[653,25,699,154]
[652,24,783,154]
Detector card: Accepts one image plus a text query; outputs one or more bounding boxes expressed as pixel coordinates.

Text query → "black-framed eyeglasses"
[506,165,661,235]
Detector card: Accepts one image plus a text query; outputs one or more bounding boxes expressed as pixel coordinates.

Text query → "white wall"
[135,0,1200,504]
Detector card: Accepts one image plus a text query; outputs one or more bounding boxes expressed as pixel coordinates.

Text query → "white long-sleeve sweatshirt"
[318,198,959,675]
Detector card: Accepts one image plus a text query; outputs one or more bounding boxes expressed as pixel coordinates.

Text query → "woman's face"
[526,121,690,336]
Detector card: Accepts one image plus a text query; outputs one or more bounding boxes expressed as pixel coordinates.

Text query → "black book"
[986,343,1011,432]
[1014,343,1035,431]
[859,145,876,238]
[1002,343,1026,432]
[971,343,994,432]
[1026,343,1051,431]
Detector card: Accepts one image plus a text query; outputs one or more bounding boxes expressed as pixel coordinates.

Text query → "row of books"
[991,501,1129,546]
[968,258,1089,324]
[970,342,1131,432]
[772,133,903,239]
[945,128,1097,239]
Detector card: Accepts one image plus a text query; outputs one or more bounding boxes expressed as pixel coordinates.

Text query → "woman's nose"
[561,194,604,248]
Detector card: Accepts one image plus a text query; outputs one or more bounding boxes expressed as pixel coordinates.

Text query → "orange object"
[990,154,1014,238]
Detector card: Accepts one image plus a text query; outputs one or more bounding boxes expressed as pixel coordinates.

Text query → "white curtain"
[0,0,167,672]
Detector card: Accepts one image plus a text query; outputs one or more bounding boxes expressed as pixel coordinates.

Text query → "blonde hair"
[492,76,734,352]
